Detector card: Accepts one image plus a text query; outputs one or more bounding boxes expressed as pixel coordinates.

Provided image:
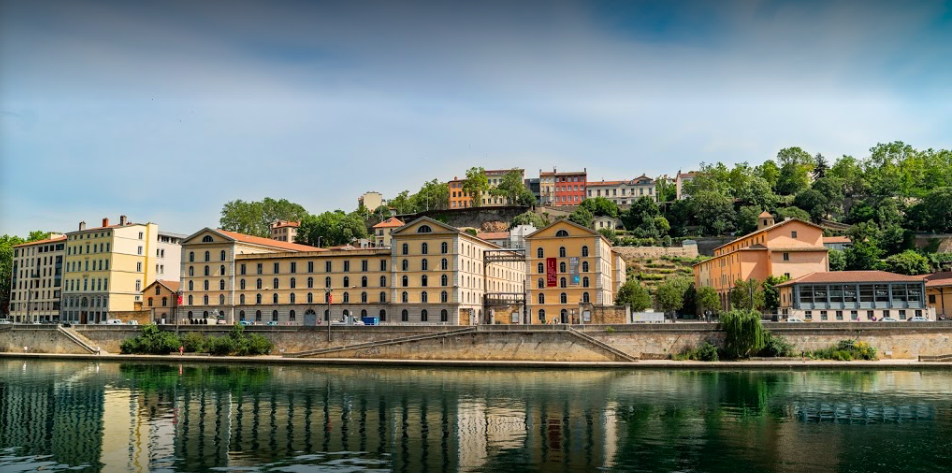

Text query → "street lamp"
[325,287,332,341]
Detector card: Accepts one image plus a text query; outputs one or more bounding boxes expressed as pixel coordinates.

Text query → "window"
[361,292,367,303]
[441,275,448,286]
[240,264,246,275]
[272,293,279,304]
[805,310,812,320]
[421,291,428,303]
[203,295,208,305]
[441,242,448,254]
[783,253,789,261]
[240,294,245,305]
[581,246,589,257]
[189,251,195,262]
[202,235,213,243]
[325,277,331,288]
[325,261,332,272]
[421,309,428,322]
[402,243,409,255]
[538,309,546,323]
[850,310,858,320]
[307,277,313,288]
[289,277,296,289]
[422,275,428,287]
[308,261,314,272]
[441,309,448,322]
[256,278,263,290]
[135,280,141,291]
[220,250,226,261]
[556,230,569,237]
[559,247,566,258]
[380,260,387,271]
[380,292,387,303]
[560,292,568,304]
[136,262,142,272]
[820,310,828,321]
[583,277,590,288]
[380,309,387,321]
[559,262,566,272]
[204,251,210,262]
[239,310,245,321]
[343,261,350,272]
[188,280,194,291]
[582,261,589,272]
[257,263,263,274]
[342,276,350,288]
[291,262,297,273]
[930,294,937,304]
[422,259,428,271]
[791,231,798,239]
[417,225,432,233]
[402,291,408,303]
[307,292,313,303]
[274,262,280,274]
[401,309,409,321]
[256,294,262,304]
[583,292,590,303]
[538,293,545,304]
[255,310,262,321]
[290,310,296,322]
[560,277,566,288]
[188,295,194,305]
[343,292,350,303]
[441,258,448,270]
[204,265,210,276]
[836,310,843,321]
[402,275,409,287]
[538,263,544,274]
[421,243,428,254]
[537,248,544,258]
[219,280,225,290]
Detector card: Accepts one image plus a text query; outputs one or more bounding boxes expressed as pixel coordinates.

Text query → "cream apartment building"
[8,233,66,322]
[586,175,657,204]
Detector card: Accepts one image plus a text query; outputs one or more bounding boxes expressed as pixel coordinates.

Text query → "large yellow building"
[61,216,164,324]
[693,214,829,310]
[8,234,66,323]
[525,220,625,324]
[177,217,525,325]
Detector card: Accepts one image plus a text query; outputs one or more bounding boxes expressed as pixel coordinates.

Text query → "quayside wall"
[2,323,951,361]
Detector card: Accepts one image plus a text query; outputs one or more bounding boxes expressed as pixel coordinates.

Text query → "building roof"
[158,231,189,239]
[823,236,853,244]
[217,230,323,252]
[588,180,625,187]
[925,272,952,288]
[777,271,925,287]
[476,231,510,240]
[373,217,405,229]
[713,218,825,252]
[151,280,181,293]
[676,171,697,179]
[13,235,66,248]
[271,220,300,228]
[485,168,523,174]
[759,211,773,218]
[540,170,586,177]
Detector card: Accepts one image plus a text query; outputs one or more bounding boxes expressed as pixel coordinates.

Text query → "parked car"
[908,316,930,322]
[266,321,279,326]
[786,317,804,323]
[127,320,139,325]
[880,317,899,322]
[60,322,72,328]
[238,320,252,326]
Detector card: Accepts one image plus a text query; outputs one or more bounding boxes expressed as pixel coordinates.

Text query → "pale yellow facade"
[61,218,161,323]
[8,234,66,322]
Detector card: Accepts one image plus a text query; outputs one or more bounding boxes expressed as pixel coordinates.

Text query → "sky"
[1,0,951,236]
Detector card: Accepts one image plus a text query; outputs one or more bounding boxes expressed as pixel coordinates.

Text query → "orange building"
[693,212,829,309]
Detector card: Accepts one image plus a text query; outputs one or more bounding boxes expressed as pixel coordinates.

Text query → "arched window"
[380,309,387,321]
[379,292,387,303]
[256,293,262,304]
[401,309,409,321]
[421,242,428,254]
[307,292,313,303]
[219,294,225,305]
[272,293,278,304]
[360,309,367,318]
[440,309,448,322]
[204,265,210,276]
[343,276,350,287]
[582,261,589,272]
[402,259,409,271]
[421,291,428,303]
[537,263,544,273]
[307,277,313,288]
[402,243,409,255]
[188,295,193,305]
[290,293,296,303]
[256,278,262,289]
[539,309,546,323]
[559,247,566,258]
[289,310,296,322]
[421,309,428,322]
[202,235,213,243]
[560,292,567,304]
[189,266,194,276]
[538,278,544,289]
[255,310,262,321]
[203,295,208,305]
[361,276,367,287]
[441,275,448,286]
[220,250,226,261]
[537,247,544,258]
[380,276,387,287]
[421,275,428,287]
[538,293,545,304]
[560,277,566,288]
[556,230,569,237]
[343,292,350,303]
[402,291,408,303]
[272,310,278,321]
[583,292,590,303]
[188,280,194,291]
[441,258,448,270]
[203,280,209,291]
[361,292,367,303]
[219,279,225,290]
[417,225,432,233]
[239,310,246,321]
[559,262,566,272]
[440,291,448,303]
[402,275,408,287]
[325,277,331,288]
[189,252,195,262]
[240,294,245,305]
[583,277,590,288]
[203,311,209,318]
[421,259,428,271]
[441,242,448,254]
[290,277,296,289]
[581,246,589,257]
[273,278,279,289]
[204,251,210,262]
[220,265,226,275]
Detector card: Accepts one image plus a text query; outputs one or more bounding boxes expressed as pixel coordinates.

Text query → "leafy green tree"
[828,249,847,271]
[510,211,548,229]
[719,309,767,359]
[411,179,450,211]
[762,275,789,313]
[881,250,931,275]
[655,176,677,202]
[219,198,308,237]
[490,169,535,206]
[775,147,815,195]
[579,197,618,218]
[730,278,765,311]
[462,167,489,207]
[567,207,594,228]
[755,159,780,191]
[737,206,763,235]
[615,279,652,311]
[813,153,829,179]
[691,190,736,235]
[908,187,952,233]
[776,206,811,222]
[845,241,883,270]
[830,155,868,197]
[793,189,829,222]
[656,277,692,315]
[297,210,369,247]
[388,190,416,214]
[695,286,720,316]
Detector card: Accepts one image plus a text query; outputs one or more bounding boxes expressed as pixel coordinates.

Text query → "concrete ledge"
[3,352,952,370]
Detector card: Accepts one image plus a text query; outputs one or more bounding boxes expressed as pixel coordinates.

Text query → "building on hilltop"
[675,170,696,200]
[822,235,853,251]
[372,217,405,248]
[8,233,66,323]
[693,213,829,310]
[359,191,386,211]
[777,271,933,321]
[269,220,300,242]
[540,168,587,207]
[448,169,526,209]
[586,175,657,205]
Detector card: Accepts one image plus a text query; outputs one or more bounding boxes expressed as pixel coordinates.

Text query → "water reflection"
[1,361,952,473]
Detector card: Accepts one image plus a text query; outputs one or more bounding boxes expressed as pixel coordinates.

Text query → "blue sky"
[1,0,950,236]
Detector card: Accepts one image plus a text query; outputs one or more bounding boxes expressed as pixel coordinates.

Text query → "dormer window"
[202,235,213,243]
[417,225,432,233]
[556,230,569,237]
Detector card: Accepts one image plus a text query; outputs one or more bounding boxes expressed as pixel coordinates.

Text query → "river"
[0,359,950,472]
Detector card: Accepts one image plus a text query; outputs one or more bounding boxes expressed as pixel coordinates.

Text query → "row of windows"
[69,259,109,272]
[536,261,591,273]
[400,241,449,255]
[186,273,459,293]
[801,309,923,321]
[189,250,226,263]
[187,290,454,306]
[67,242,110,255]
[537,276,592,288]
[237,259,388,275]
[13,242,64,257]
[535,245,589,258]
[537,292,591,304]
[223,308,451,323]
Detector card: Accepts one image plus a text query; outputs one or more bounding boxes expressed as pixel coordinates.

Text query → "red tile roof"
[217,230,323,252]
[777,271,925,287]
[925,272,952,288]
[823,236,853,244]
[373,217,405,228]
[271,220,300,228]
[13,235,66,247]
[154,280,181,292]
[713,218,824,252]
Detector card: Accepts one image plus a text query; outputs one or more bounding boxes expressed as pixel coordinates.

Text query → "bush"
[719,309,766,359]
[208,336,237,356]
[758,333,796,358]
[120,324,181,355]
[181,332,208,353]
[674,341,720,361]
[119,323,273,356]
[810,339,877,361]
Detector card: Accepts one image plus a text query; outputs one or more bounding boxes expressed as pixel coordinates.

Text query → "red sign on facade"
[546,258,558,287]
[328,293,333,304]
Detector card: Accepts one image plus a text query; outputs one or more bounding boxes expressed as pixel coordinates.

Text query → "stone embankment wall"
[4,323,952,360]
[612,245,698,259]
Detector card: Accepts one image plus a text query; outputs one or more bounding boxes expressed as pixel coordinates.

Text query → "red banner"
[177,293,183,305]
[546,258,557,287]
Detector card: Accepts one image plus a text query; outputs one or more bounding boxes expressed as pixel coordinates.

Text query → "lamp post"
[325,287,332,342]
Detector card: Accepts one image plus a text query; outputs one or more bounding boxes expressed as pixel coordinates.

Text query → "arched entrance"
[304,309,317,326]
[560,309,568,324]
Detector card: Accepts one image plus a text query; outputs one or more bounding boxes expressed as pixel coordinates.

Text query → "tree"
[776,206,811,222]
[830,155,867,197]
[297,211,369,247]
[695,286,720,316]
[567,207,594,228]
[388,191,416,215]
[828,249,846,271]
[720,309,767,359]
[793,189,829,222]
[776,147,815,195]
[755,160,781,191]
[813,153,829,179]
[655,176,677,202]
[490,169,535,206]
[909,187,952,233]
[1,231,49,315]
[882,250,931,275]
[845,241,883,270]
[656,277,691,315]
[730,278,765,311]
[411,179,450,211]
[579,197,618,218]
[615,279,651,311]
[510,211,548,229]
[690,190,736,235]
[762,275,789,313]
[462,167,489,207]
[219,198,308,237]
[737,206,763,235]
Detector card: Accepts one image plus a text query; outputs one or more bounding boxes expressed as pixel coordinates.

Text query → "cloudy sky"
[1,0,950,236]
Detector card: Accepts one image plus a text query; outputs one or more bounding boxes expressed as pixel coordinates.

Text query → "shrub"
[674,341,720,361]
[120,324,181,355]
[758,333,796,358]
[181,332,209,353]
[810,339,877,361]
[208,336,236,356]
[719,309,766,359]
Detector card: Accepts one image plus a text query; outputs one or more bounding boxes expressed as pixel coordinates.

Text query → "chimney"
[120,215,128,225]
[102,217,109,227]
[79,221,86,231]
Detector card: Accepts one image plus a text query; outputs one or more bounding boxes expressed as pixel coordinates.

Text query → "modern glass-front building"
[777,271,933,321]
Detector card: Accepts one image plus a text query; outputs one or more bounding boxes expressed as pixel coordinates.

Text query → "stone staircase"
[57,326,103,354]
[567,327,638,362]
[918,354,952,362]
[284,326,477,358]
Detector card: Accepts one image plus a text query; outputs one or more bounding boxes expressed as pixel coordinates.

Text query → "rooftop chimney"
[102,217,109,227]
[120,215,128,225]
[79,221,86,231]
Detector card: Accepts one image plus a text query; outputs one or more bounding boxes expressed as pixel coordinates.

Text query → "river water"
[1,360,951,472]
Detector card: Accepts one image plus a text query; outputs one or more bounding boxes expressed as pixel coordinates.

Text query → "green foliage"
[776,206,811,222]
[793,188,829,222]
[845,240,884,270]
[730,278,765,311]
[908,187,952,233]
[758,333,796,358]
[775,147,815,195]
[410,179,450,211]
[219,198,308,237]
[719,309,767,359]
[579,197,619,218]
[762,275,788,313]
[737,206,763,235]
[881,250,931,275]
[615,279,652,311]
[462,167,490,206]
[655,277,692,314]
[567,207,594,228]
[1,231,49,315]
[655,176,677,202]
[828,249,847,271]
[622,196,668,238]
[120,324,181,355]
[674,341,720,361]
[297,210,369,247]
[810,339,877,361]
[120,324,272,356]
[695,286,720,316]
[510,211,548,229]
[490,169,535,206]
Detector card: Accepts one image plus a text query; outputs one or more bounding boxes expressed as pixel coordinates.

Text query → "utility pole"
[325,287,332,342]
